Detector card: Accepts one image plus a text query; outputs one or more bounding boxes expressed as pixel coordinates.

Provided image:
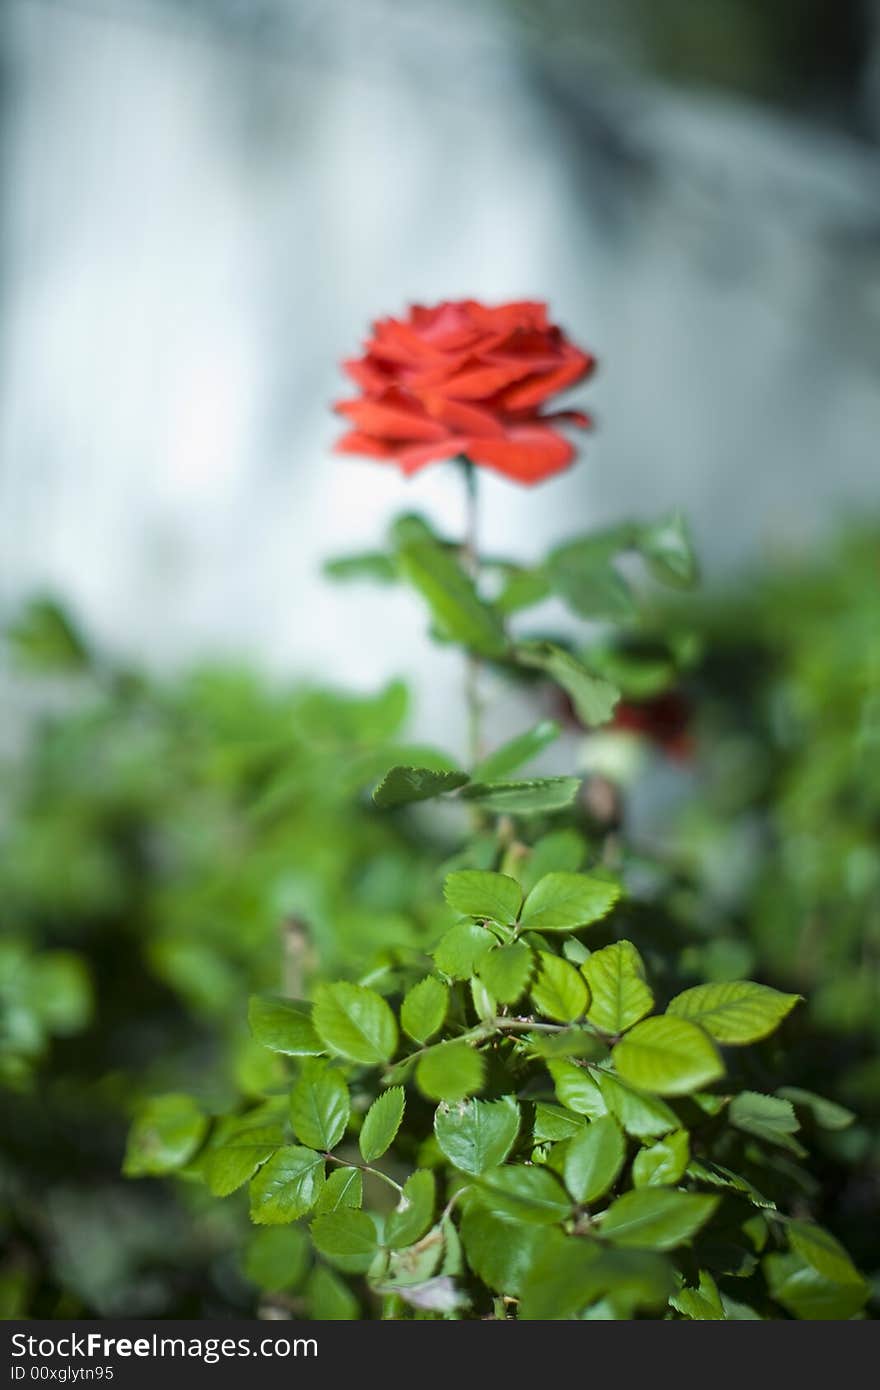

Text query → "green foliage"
[26,485,865,1320]
[144,865,867,1317]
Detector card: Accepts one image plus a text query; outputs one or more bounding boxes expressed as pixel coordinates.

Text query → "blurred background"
[2,0,879,718]
[1,0,878,1319]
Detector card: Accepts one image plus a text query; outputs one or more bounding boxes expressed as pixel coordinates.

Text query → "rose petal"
[465,426,576,484]
[336,390,447,442]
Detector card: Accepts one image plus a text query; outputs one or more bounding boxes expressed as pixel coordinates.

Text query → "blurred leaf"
[323,552,397,584]
[416,1043,485,1103]
[243,1226,310,1293]
[248,996,324,1057]
[637,513,698,589]
[600,1190,718,1250]
[123,1094,207,1178]
[386,1170,436,1249]
[397,540,508,658]
[728,1092,805,1156]
[516,642,620,727]
[306,1264,360,1320]
[311,1210,379,1274]
[472,721,561,781]
[475,1164,572,1225]
[7,596,91,671]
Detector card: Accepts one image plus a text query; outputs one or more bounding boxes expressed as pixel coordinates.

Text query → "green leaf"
[476,1164,572,1225]
[397,539,508,657]
[671,1269,725,1320]
[443,870,522,923]
[312,982,398,1065]
[383,1225,446,1289]
[531,952,589,1023]
[519,872,620,933]
[533,1102,587,1142]
[516,641,620,727]
[632,1130,689,1188]
[123,1094,207,1178]
[204,1124,283,1197]
[596,1071,679,1138]
[582,940,653,1035]
[243,1226,310,1293]
[728,1092,805,1156]
[612,1017,724,1096]
[248,995,323,1057]
[494,566,552,615]
[547,539,636,622]
[289,1061,350,1152]
[434,1096,520,1175]
[636,512,698,589]
[306,1264,359,1320]
[460,777,581,816]
[249,1146,325,1224]
[786,1221,865,1288]
[564,1114,626,1203]
[776,1087,855,1132]
[473,721,561,781]
[359,1086,405,1162]
[666,981,801,1045]
[416,1043,485,1102]
[460,1206,556,1296]
[520,829,586,894]
[400,976,448,1044]
[518,1237,674,1320]
[600,1190,718,1250]
[323,551,397,584]
[432,922,495,980]
[765,1251,868,1320]
[548,1060,608,1119]
[686,1160,774,1210]
[476,943,534,1004]
[311,1210,379,1274]
[314,1166,363,1214]
[372,765,468,809]
[386,1170,436,1249]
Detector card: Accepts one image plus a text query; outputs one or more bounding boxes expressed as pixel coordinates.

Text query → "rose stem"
[460,457,484,767]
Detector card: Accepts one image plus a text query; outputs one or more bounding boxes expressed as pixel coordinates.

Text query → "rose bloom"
[334,299,595,485]
[610,692,694,761]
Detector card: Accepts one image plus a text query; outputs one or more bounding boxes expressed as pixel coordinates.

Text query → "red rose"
[334,299,595,485]
[610,692,694,761]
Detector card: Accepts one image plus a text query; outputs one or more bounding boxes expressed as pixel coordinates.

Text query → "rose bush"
[335,299,594,484]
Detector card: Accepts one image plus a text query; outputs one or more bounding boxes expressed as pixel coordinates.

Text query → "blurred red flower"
[610,692,694,761]
[334,300,595,485]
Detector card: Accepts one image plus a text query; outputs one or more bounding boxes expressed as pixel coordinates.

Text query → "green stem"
[323,1150,404,1196]
[460,458,483,767]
